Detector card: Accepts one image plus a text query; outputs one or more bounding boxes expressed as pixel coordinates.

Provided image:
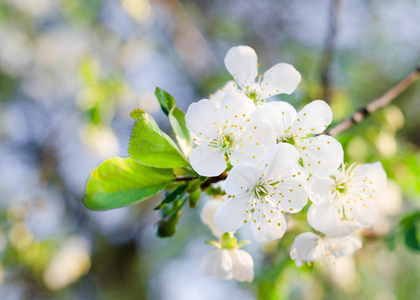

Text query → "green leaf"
[155,87,175,115]
[128,109,189,168]
[154,183,189,210]
[155,88,192,156]
[169,107,192,156]
[84,157,174,210]
[188,188,201,208]
[404,225,420,251]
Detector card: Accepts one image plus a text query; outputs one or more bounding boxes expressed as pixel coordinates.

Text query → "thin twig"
[321,0,342,103]
[325,63,420,136]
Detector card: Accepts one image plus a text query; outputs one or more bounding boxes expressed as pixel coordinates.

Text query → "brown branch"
[320,0,342,103]
[173,172,228,189]
[201,172,228,189]
[325,63,420,136]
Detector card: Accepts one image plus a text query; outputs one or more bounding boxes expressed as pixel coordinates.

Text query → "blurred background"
[0,0,420,299]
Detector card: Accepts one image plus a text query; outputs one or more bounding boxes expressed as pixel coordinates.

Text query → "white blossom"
[201,248,254,282]
[307,162,387,237]
[290,232,362,267]
[185,92,276,177]
[215,143,309,243]
[200,196,225,238]
[209,81,237,105]
[224,45,301,104]
[257,100,344,176]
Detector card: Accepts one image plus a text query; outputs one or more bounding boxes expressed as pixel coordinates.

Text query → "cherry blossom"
[215,143,309,243]
[224,45,301,104]
[307,162,387,237]
[257,100,344,176]
[290,232,362,267]
[200,196,225,238]
[201,247,254,282]
[185,92,276,177]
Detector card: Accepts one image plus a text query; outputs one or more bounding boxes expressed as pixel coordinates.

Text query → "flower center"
[209,132,236,155]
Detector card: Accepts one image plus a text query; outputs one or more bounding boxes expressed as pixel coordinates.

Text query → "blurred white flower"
[200,196,225,238]
[224,45,301,104]
[258,100,344,176]
[290,232,362,267]
[215,143,309,243]
[43,236,91,291]
[185,92,275,176]
[308,162,387,237]
[201,248,254,282]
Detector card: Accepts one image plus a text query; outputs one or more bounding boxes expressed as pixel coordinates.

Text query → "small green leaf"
[155,87,176,115]
[128,109,189,168]
[154,183,189,210]
[188,188,201,208]
[155,87,192,156]
[404,225,420,251]
[84,157,174,210]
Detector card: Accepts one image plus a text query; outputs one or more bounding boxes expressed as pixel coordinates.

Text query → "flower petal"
[200,197,224,238]
[255,101,297,139]
[290,232,319,267]
[264,143,300,180]
[329,236,362,257]
[308,174,335,205]
[185,99,218,139]
[215,195,250,233]
[290,100,333,137]
[346,196,379,227]
[224,46,258,89]
[230,249,254,282]
[274,179,308,213]
[251,206,287,243]
[210,81,238,105]
[259,63,301,98]
[189,145,227,177]
[308,202,361,237]
[218,92,256,124]
[201,249,233,279]
[297,135,343,176]
[351,162,387,195]
[225,164,261,195]
[231,145,268,166]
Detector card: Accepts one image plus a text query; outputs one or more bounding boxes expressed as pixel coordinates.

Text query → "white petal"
[328,236,362,257]
[297,135,343,176]
[352,162,387,195]
[231,145,268,166]
[308,174,335,205]
[290,100,332,137]
[210,81,238,104]
[218,92,256,124]
[264,143,300,180]
[185,99,218,139]
[201,249,233,279]
[231,119,276,166]
[215,195,250,233]
[251,207,287,243]
[225,164,261,195]
[224,46,258,89]
[200,198,224,238]
[254,101,297,139]
[346,196,379,227]
[259,63,301,99]
[189,145,227,177]
[230,249,254,282]
[274,179,308,213]
[290,232,319,267]
[308,202,361,237]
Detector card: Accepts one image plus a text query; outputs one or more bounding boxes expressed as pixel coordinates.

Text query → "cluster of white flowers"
[187,46,387,281]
